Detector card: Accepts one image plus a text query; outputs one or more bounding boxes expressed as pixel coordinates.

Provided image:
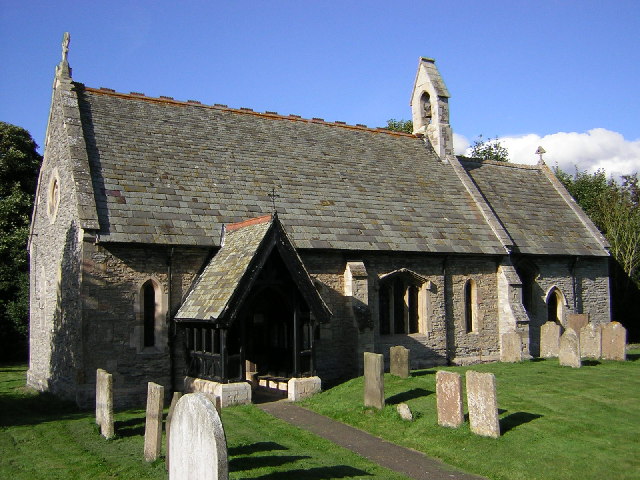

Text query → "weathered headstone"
[580,323,602,359]
[540,322,561,358]
[466,370,500,438]
[436,371,463,428]
[397,403,413,421]
[601,322,627,361]
[390,346,410,378]
[165,391,183,471]
[169,393,228,480]
[95,369,114,439]
[144,382,165,462]
[559,328,581,368]
[500,332,523,363]
[364,352,384,409]
[567,313,589,335]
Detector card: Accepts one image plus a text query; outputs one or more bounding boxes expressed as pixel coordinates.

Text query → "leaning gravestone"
[165,391,183,471]
[144,382,165,462]
[500,332,522,363]
[580,323,602,359]
[364,352,384,409]
[390,346,410,378]
[95,369,114,439]
[466,371,500,438]
[566,313,589,335]
[169,393,228,480]
[601,322,627,361]
[540,322,561,358]
[559,328,581,368]
[436,371,463,428]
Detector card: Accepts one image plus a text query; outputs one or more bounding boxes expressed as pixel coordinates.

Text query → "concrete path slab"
[258,401,486,480]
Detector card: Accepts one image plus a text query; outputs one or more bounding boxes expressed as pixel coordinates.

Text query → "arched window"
[546,287,565,326]
[134,278,167,352]
[379,270,427,335]
[143,280,156,347]
[464,279,478,333]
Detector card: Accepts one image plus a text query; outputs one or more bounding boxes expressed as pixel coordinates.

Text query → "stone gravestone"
[500,332,522,363]
[580,323,602,359]
[165,391,183,471]
[567,313,589,336]
[389,346,410,378]
[601,322,627,361]
[466,371,500,438]
[559,328,581,368]
[397,403,413,421]
[169,393,228,480]
[540,322,561,358]
[364,352,384,409]
[436,371,463,428]
[144,382,165,462]
[95,369,114,439]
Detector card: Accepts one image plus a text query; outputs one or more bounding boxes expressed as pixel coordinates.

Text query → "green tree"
[0,121,42,360]
[469,135,509,162]
[385,118,413,134]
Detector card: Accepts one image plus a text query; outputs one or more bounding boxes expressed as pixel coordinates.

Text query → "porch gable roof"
[174,214,331,325]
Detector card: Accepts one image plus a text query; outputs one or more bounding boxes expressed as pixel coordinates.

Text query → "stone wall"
[76,243,209,408]
[27,75,85,402]
[302,252,503,375]
[521,256,610,356]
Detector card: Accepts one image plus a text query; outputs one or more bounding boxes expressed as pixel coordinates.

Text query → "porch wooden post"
[220,328,227,382]
[293,296,300,377]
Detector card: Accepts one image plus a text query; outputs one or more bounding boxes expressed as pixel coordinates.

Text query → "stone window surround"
[464,278,479,334]
[132,277,168,354]
[545,286,567,327]
[46,168,61,223]
[377,269,433,336]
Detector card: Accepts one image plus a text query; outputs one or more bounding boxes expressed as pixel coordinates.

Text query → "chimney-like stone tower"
[410,57,453,160]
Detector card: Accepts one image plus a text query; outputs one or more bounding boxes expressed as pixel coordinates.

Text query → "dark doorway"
[243,287,294,377]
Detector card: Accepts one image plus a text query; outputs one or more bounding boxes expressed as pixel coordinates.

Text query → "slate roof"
[73,85,607,257]
[175,218,271,322]
[76,86,505,254]
[459,159,608,256]
[175,215,331,323]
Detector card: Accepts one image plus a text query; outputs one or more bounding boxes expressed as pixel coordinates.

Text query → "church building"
[28,35,611,407]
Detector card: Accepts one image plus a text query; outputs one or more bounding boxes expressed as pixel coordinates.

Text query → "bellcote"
[410,57,453,160]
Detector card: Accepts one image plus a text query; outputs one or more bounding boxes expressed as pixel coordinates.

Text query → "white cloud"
[476,129,640,178]
[453,132,470,155]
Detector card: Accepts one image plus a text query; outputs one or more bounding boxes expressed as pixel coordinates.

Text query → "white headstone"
[169,393,228,480]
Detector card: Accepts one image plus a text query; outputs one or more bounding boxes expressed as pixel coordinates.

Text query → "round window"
[47,170,61,222]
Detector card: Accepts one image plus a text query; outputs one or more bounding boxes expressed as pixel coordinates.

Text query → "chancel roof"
[459,159,608,256]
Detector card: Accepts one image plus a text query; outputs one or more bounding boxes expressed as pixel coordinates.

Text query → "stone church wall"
[524,256,610,357]
[27,85,85,402]
[76,242,210,408]
[300,252,503,378]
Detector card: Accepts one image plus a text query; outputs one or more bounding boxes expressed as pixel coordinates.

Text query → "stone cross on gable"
[61,32,70,63]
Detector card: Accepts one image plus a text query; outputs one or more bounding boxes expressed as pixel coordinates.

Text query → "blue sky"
[1,1,639,175]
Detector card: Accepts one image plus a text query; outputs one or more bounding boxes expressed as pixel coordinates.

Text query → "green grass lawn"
[0,364,410,479]
[303,351,640,480]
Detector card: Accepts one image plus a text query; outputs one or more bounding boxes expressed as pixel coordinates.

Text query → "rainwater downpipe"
[571,256,578,312]
[167,247,175,393]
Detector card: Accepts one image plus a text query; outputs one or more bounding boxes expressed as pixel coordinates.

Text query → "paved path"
[258,401,486,480]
